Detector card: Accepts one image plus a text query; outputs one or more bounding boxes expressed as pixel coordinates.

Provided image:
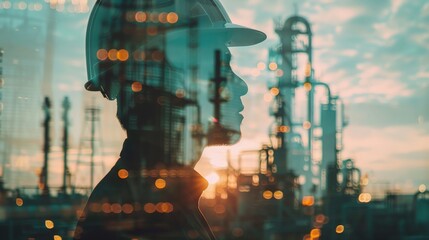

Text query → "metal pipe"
[41,97,51,197]
[62,96,71,195]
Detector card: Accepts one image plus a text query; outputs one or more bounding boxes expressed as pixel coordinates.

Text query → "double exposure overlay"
[0,0,428,240]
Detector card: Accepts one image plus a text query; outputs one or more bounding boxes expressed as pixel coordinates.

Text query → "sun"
[205,172,220,185]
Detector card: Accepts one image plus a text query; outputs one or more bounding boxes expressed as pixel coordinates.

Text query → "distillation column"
[269,16,315,196]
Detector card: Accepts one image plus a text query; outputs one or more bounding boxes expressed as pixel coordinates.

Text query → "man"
[74,0,265,239]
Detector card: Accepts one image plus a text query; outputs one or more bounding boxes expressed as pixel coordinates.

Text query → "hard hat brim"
[221,23,266,47]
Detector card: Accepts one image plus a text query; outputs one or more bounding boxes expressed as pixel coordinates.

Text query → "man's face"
[166,36,248,145]
[112,36,248,146]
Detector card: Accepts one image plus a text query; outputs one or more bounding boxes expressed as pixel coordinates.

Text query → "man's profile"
[74,0,265,239]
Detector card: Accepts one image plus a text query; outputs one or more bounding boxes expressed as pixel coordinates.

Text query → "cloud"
[309,6,364,25]
[313,34,335,49]
[390,0,405,14]
[341,49,358,57]
[373,22,400,41]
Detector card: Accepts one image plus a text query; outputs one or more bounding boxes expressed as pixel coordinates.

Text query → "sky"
[0,0,428,196]
[217,0,429,195]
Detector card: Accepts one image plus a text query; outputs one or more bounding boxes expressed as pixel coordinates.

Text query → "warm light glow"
[278,125,290,133]
[45,220,54,229]
[302,196,314,206]
[108,49,118,61]
[303,121,312,130]
[310,229,321,238]
[336,224,345,234]
[135,11,147,22]
[263,190,273,199]
[156,202,173,213]
[166,12,179,24]
[315,214,326,223]
[96,49,108,61]
[118,169,129,179]
[305,62,312,77]
[16,197,24,206]
[89,203,101,212]
[257,62,266,70]
[276,69,284,77]
[419,184,427,193]
[205,172,220,185]
[270,87,280,96]
[53,235,62,240]
[268,62,278,71]
[131,82,142,92]
[102,203,111,213]
[111,203,122,213]
[274,190,283,200]
[203,146,229,168]
[158,12,167,23]
[155,178,167,189]
[144,203,156,213]
[358,193,372,203]
[122,203,134,214]
[252,175,259,186]
[303,82,312,91]
[117,49,129,61]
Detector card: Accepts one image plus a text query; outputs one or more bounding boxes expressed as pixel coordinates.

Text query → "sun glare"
[205,172,220,185]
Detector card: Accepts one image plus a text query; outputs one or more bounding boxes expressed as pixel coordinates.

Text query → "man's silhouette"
[74,0,265,239]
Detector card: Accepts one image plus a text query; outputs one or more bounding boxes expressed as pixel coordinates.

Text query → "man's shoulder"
[88,160,128,201]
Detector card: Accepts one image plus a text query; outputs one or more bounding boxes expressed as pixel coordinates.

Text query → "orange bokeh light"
[302,196,314,206]
[268,62,278,71]
[263,190,273,199]
[108,49,118,61]
[166,12,179,24]
[118,169,129,179]
[155,178,166,189]
[310,229,321,238]
[144,203,156,213]
[135,11,147,22]
[16,198,24,206]
[336,224,345,234]
[131,82,142,92]
[117,49,129,61]
[96,49,108,61]
[270,87,280,96]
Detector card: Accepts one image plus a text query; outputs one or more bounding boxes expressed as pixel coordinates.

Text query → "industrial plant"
[0,0,428,240]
